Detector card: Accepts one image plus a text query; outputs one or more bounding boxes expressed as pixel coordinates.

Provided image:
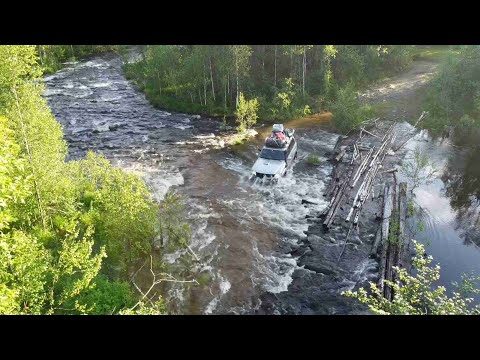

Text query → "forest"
[1,44,480,315]
[122,45,413,133]
[0,46,190,314]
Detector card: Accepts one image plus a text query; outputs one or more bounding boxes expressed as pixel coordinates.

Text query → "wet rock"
[350,237,362,245]
[289,244,301,253]
[293,247,312,258]
[303,264,336,276]
[308,234,326,244]
[300,237,311,245]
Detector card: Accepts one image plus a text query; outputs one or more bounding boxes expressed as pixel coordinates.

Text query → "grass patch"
[411,45,458,62]
[306,153,321,165]
[369,102,395,118]
[231,132,251,145]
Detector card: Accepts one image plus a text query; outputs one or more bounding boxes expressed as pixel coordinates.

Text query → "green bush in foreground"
[0,45,191,314]
[343,240,480,315]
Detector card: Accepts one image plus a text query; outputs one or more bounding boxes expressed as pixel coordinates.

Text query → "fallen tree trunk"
[377,185,392,295]
[302,199,318,205]
[393,111,429,152]
[350,147,374,188]
[335,148,347,162]
[323,169,353,229]
[384,183,397,301]
[397,182,408,262]
[371,225,382,258]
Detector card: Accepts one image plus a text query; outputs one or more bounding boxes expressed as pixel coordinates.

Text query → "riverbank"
[121,46,421,134]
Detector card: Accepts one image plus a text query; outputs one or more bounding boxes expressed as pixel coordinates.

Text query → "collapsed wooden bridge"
[316,117,414,301]
[320,119,397,231]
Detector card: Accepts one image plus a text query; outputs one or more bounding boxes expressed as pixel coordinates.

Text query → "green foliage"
[401,146,437,192]
[327,84,374,133]
[124,45,414,123]
[37,45,117,74]
[424,46,480,133]
[68,275,136,314]
[0,45,191,314]
[70,152,160,276]
[306,153,321,165]
[159,191,191,253]
[343,240,480,314]
[235,92,259,131]
[119,299,167,315]
[0,117,31,230]
[411,45,457,62]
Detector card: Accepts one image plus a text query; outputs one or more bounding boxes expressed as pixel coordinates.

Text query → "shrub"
[343,240,480,315]
[327,84,374,133]
[235,92,259,132]
[306,154,321,165]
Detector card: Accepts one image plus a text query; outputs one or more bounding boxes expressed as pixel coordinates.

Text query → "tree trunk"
[39,46,44,66]
[210,56,216,101]
[290,51,293,78]
[224,76,227,112]
[302,46,306,96]
[235,56,239,108]
[274,45,277,87]
[157,72,162,95]
[262,45,265,77]
[203,62,207,106]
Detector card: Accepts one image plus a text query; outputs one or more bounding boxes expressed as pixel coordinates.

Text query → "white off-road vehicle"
[251,124,297,182]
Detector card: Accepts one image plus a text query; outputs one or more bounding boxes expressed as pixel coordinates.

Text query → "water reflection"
[409,129,480,301]
[441,134,480,247]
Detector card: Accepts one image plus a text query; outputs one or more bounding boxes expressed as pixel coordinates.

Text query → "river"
[402,128,480,301]
[43,52,340,314]
[43,52,480,313]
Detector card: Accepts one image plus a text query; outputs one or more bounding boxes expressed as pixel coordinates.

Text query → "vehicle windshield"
[259,148,286,161]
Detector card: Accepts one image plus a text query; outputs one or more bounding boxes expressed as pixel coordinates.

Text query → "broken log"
[384,184,397,301]
[371,225,382,258]
[323,169,353,229]
[381,186,393,246]
[377,185,392,296]
[360,127,380,138]
[374,184,385,220]
[350,147,374,188]
[393,112,429,152]
[382,168,398,174]
[398,182,408,260]
[335,148,347,162]
[413,110,428,128]
[302,199,318,205]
